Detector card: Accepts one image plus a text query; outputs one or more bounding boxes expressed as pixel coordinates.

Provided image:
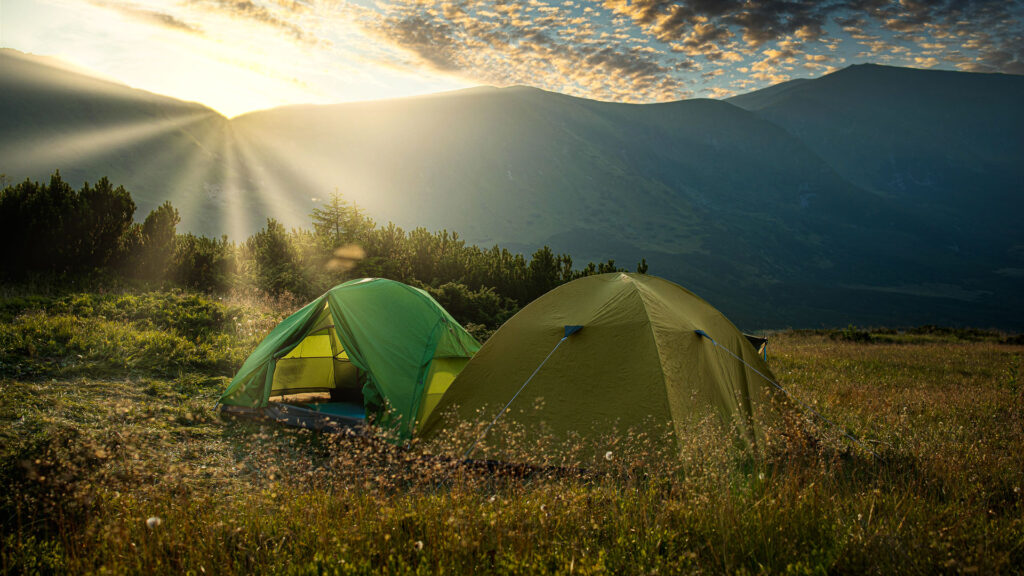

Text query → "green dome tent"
[418,273,789,458]
[220,278,481,440]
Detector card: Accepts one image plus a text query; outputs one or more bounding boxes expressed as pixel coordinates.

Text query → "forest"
[0,171,647,336]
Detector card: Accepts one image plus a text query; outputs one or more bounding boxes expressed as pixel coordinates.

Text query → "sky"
[2,0,1022,117]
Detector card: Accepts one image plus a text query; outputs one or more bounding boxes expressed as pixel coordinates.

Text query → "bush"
[174,233,236,292]
[421,282,518,328]
[245,218,310,298]
[0,291,266,378]
[831,324,873,342]
[0,173,135,277]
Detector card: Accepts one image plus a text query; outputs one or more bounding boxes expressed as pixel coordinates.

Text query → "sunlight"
[228,121,340,227]
[177,119,244,240]
[3,0,470,117]
[219,129,249,243]
[127,117,227,233]
[230,125,318,233]
[5,111,218,177]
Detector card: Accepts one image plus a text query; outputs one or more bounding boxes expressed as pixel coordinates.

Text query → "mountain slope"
[728,64,1024,326]
[234,85,1001,327]
[234,88,875,252]
[2,51,1021,328]
[729,64,1024,250]
[0,49,300,236]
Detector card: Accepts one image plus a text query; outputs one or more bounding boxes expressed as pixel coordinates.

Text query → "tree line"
[0,172,648,330]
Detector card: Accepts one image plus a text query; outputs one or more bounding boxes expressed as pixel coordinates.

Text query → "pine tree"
[311,189,349,250]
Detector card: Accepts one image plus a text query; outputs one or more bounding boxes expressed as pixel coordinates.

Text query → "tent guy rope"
[462,330,578,460]
[695,329,883,460]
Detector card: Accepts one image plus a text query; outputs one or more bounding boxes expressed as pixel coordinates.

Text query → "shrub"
[174,233,237,292]
[421,282,518,328]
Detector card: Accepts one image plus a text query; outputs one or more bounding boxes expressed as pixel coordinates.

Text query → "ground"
[1,289,1022,574]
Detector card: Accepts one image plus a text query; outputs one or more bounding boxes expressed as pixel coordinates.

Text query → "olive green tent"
[418,273,789,458]
[219,278,481,440]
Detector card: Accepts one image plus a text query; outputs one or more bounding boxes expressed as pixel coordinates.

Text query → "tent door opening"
[269,303,367,418]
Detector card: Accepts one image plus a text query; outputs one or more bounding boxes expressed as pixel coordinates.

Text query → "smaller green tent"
[219,278,481,440]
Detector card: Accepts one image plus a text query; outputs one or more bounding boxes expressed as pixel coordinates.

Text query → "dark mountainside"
[2,50,1021,329]
[728,63,1022,259]
[727,63,1024,328]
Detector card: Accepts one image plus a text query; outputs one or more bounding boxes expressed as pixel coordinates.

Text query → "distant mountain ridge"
[729,63,1023,238]
[2,49,1022,329]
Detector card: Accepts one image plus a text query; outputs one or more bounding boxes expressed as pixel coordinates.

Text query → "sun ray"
[122,115,231,233]
[3,111,217,179]
[229,122,338,228]
[230,124,323,232]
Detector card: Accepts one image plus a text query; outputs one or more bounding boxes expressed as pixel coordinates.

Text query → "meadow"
[1,288,1022,575]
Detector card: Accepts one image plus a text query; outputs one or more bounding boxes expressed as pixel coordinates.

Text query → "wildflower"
[413,540,424,552]
[604,450,614,461]
[146,516,162,529]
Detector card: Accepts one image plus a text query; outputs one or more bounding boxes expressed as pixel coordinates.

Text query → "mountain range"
[2,48,1022,329]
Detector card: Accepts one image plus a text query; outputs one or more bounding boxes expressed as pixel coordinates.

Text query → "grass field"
[1,289,1022,574]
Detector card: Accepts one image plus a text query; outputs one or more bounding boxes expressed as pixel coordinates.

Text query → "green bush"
[174,233,237,292]
[831,324,873,342]
[245,218,310,298]
[421,282,518,329]
[0,173,135,277]
[0,291,273,378]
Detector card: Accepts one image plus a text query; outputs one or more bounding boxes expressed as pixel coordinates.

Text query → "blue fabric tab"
[564,325,584,337]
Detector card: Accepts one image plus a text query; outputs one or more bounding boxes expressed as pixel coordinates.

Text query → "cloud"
[962,46,1024,75]
[705,85,735,98]
[602,0,832,47]
[199,0,322,45]
[90,1,204,35]
[366,0,691,102]
[359,0,1023,102]
[91,0,326,46]
[73,0,1024,110]
[845,0,1024,73]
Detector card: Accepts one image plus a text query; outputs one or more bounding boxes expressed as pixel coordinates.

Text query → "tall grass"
[1,290,1022,574]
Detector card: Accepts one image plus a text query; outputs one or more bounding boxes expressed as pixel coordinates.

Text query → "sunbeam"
[230,122,331,233]
[219,127,249,243]
[4,111,218,178]
[118,114,230,229]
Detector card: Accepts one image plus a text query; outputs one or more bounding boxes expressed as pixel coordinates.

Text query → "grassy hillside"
[233,89,876,255]
[2,289,1022,574]
[725,64,1024,328]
